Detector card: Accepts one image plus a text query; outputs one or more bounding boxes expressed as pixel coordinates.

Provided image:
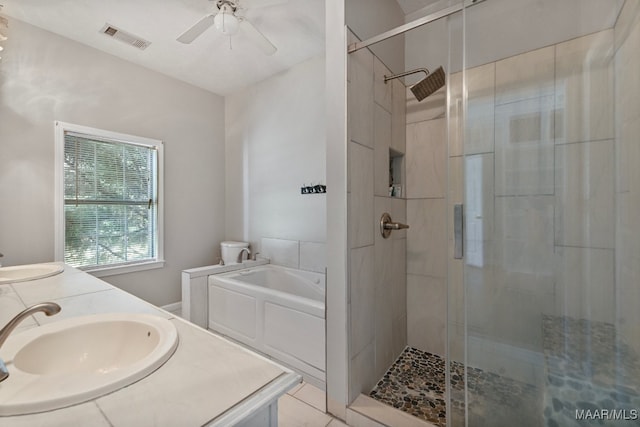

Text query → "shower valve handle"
[380,213,409,239]
[384,222,409,230]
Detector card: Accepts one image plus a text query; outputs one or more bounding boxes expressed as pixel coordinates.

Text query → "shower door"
[453,0,640,425]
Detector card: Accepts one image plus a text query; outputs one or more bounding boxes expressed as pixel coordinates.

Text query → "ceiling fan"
[177,0,278,56]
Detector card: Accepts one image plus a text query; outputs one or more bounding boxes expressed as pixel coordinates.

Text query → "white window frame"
[54,121,164,277]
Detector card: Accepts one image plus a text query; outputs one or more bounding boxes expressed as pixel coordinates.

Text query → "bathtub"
[208,265,325,385]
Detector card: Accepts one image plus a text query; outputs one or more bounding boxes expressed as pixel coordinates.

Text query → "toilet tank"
[221,241,249,265]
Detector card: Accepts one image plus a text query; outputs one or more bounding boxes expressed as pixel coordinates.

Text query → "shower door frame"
[347,0,484,54]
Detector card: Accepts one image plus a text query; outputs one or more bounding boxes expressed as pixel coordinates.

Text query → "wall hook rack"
[301,184,326,194]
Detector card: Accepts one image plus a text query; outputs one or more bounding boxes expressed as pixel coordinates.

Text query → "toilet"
[220,241,250,265]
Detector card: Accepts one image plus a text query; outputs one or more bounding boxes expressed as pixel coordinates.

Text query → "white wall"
[0,19,226,306]
[225,55,326,251]
[325,0,349,418]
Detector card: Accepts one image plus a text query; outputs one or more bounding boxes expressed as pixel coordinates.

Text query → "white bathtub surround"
[261,238,300,269]
[261,237,327,274]
[0,265,299,427]
[209,264,326,388]
[182,259,269,328]
[299,241,328,274]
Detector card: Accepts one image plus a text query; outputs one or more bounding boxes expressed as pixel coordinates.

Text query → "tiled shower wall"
[347,30,408,402]
[345,1,640,403]
[410,25,634,376]
[459,30,617,355]
[405,87,449,357]
[615,0,640,356]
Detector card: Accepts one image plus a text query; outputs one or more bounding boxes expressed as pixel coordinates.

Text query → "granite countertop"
[0,264,299,426]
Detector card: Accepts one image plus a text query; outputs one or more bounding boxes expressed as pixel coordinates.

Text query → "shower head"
[411,66,445,102]
[384,66,446,102]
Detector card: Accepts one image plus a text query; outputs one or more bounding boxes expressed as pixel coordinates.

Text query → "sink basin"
[0,313,178,416]
[0,264,64,284]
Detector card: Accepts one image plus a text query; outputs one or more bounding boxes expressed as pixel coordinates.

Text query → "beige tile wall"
[412,28,624,368]
[347,31,408,402]
[615,0,640,355]
[404,81,448,356]
[374,105,392,197]
[554,139,615,249]
[347,18,635,395]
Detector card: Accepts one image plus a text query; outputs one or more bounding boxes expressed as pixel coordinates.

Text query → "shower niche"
[388,149,404,198]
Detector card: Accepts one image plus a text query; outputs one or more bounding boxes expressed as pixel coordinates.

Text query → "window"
[55,122,163,275]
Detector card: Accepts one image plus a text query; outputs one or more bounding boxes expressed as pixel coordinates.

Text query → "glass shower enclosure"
[454,0,640,425]
[344,0,640,425]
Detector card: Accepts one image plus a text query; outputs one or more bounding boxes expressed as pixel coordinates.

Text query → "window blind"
[63,131,158,269]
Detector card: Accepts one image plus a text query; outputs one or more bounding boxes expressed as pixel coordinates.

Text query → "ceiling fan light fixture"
[214,4,239,36]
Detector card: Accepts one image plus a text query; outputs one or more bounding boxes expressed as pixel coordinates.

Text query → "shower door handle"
[454,204,464,259]
[380,213,409,239]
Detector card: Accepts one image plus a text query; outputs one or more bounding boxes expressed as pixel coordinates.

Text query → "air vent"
[100,24,151,50]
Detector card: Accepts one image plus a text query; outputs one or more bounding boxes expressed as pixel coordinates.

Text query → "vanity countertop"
[0,264,300,426]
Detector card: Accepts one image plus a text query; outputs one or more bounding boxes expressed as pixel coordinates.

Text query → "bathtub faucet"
[237,248,251,263]
[0,302,62,382]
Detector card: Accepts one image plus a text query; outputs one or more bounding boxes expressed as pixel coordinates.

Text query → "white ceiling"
[1,0,325,96]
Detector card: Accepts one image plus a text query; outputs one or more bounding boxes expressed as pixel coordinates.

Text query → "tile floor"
[280,382,349,427]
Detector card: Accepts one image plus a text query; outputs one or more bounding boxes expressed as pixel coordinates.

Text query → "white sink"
[0,313,178,416]
[0,264,64,284]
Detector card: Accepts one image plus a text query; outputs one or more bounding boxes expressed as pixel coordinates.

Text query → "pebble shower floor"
[370,347,449,425]
[369,347,540,426]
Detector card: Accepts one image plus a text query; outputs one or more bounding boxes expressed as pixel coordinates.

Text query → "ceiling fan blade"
[177,14,216,44]
[240,19,277,55]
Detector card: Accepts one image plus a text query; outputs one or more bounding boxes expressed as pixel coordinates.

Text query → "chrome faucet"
[0,302,61,382]
[236,248,251,263]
